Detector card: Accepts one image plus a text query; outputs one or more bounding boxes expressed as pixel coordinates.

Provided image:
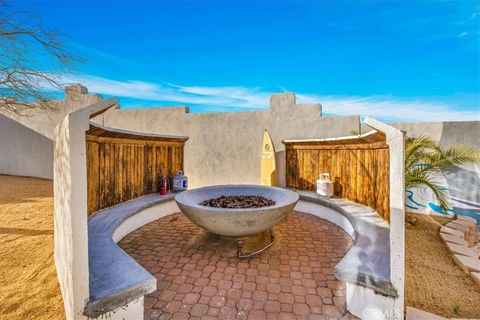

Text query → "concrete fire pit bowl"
[175,185,299,237]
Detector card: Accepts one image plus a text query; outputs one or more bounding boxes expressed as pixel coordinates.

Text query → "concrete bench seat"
[84,188,396,318]
[294,190,397,298]
[85,193,177,318]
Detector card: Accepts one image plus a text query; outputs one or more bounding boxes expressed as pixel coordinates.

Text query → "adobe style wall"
[1,84,478,202]
[53,100,406,319]
[92,93,361,188]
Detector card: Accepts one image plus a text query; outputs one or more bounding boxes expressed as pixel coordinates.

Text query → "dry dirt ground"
[405,212,480,318]
[0,175,64,320]
[1,175,480,319]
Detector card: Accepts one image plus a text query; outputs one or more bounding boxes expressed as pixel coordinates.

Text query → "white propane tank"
[316,173,334,198]
[173,170,188,192]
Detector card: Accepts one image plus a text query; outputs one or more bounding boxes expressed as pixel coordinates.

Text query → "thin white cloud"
[69,42,142,68]
[173,84,270,108]
[60,74,479,122]
[297,94,479,122]
[62,74,269,109]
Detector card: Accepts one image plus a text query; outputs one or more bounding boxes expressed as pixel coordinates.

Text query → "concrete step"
[471,272,480,286]
[452,218,476,226]
[445,222,471,234]
[445,242,478,258]
[469,239,476,247]
[405,307,447,320]
[451,219,476,233]
[445,223,476,246]
[440,232,468,247]
[457,215,478,225]
[453,254,480,273]
[474,242,480,251]
[440,226,465,239]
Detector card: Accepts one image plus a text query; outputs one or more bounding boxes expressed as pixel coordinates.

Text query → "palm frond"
[405,136,479,212]
[406,167,449,211]
[405,136,440,159]
[428,146,480,169]
[405,136,440,169]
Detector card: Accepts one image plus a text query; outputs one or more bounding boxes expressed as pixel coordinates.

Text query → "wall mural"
[405,165,480,223]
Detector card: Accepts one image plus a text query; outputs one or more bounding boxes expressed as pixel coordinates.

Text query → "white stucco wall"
[54,99,117,320]
[112,201,180,242]
[0,85,102,179]
[364,117,405,320]
[3,85,103,140]
[0,114,53,179]
[54,110,90,319]
[98,297,144,320]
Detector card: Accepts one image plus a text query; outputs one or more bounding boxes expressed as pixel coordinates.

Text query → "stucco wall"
[2,85,479,199]
[54,107,91,320]
[93,93,361,188]
[0,114,53,179]
[391,121,480,150]
[391,121,480,220]
[0,85,103,179]
[365,117,405,319]
[54,99,119,320]
[2,85,103,139]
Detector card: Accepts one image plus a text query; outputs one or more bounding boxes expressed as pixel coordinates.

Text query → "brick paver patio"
[120,211,353,320]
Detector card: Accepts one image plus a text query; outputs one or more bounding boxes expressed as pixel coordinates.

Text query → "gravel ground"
[405,212,480,318]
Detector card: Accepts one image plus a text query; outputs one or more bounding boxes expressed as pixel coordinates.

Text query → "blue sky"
[13,0,480,121]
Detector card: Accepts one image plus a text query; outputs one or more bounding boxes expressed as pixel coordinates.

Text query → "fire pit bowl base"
[175,185,299,237]
[236,228,276,258]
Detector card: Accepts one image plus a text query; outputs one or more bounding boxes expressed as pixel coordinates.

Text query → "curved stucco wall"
[93,93,360,188]
[2,87,478,191]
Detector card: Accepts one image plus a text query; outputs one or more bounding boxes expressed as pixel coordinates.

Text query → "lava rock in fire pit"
[200,195,276,208]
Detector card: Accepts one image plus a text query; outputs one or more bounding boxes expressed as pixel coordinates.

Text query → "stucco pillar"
[364,117,405,320]
[54,99,117,320]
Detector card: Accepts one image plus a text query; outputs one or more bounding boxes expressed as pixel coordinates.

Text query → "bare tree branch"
[0,0,81,115]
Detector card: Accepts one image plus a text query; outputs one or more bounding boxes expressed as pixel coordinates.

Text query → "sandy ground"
[0,175,64,320]
[405,212,480,318]
[1,174,480,319]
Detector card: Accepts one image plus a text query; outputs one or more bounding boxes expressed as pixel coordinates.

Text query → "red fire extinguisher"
[160,176,169,195]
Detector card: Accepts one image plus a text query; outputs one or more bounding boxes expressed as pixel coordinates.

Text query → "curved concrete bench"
[294,190,397,298]
[85,189,396,319]
[85,193,179,318]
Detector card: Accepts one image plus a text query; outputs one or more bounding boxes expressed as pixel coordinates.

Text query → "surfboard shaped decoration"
[261,130,277,186]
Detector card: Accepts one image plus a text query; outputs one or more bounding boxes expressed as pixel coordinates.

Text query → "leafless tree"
[0,0,79,114]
